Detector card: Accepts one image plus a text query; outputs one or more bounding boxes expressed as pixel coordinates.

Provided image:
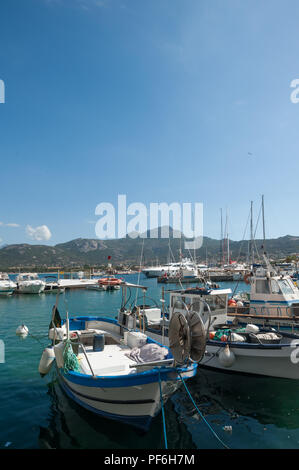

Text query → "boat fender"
[16,324,29,336]
[54,341,65,369]
[219,344,235,367]
[38,347,55,377]
[236,301,244,307]
[49,325,66,340]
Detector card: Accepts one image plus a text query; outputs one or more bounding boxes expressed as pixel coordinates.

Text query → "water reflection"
[39,377,195,449]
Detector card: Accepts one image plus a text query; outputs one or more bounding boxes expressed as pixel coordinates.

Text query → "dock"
[157,277,203,284]
[58,279,99,289]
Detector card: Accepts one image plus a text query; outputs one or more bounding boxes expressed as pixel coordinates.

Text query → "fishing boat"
[0,273,17,296]
[39,283,200,431]
[133,284,299,379]
[98,276,123,291]
[15,273,46,294]
[228,253,299,332]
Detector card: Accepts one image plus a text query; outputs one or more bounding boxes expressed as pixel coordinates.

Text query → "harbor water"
[0,274,299,449]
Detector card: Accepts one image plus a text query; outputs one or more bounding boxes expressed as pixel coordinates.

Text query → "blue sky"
[1,0,299,246]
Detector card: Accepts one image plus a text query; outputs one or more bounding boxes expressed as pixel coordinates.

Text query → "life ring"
[244,273,251,285]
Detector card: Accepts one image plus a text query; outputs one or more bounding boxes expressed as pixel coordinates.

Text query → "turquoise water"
[1,274,299,449]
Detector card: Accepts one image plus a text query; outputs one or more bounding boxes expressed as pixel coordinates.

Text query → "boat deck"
[78,343,137,376]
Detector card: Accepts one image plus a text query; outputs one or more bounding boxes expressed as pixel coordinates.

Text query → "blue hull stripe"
[60,374,155,405]
[58,376,153,431]
[250,300,299,305]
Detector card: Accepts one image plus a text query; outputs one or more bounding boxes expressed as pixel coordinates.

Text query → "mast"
[262,194,266,253]
[226,210,229,265]
[250,201,254,267]
[220,208,223,266]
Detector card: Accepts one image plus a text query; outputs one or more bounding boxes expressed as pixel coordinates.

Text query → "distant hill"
[0,229,299,270]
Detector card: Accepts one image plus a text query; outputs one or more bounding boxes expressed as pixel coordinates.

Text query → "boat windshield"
[255,279,270,294]
[278,279,295,295]
[171,294,227,312]
[270,280,281,294]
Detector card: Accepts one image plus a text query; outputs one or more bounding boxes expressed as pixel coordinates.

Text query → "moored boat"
[0,273,16,296]
[40,282,200,431]
[133,284,299,379]
[98,276,123,291]
[15,273,45,294]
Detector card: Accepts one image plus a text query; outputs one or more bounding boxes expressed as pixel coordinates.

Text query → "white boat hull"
[0,288,14,296]
[58,369,180,428]
[145,329,299,380]
[201,342,299,379]
[17,283,45,294]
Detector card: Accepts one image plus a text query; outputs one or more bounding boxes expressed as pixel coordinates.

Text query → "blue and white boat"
[40,283,199,431]
[133,284,299,380]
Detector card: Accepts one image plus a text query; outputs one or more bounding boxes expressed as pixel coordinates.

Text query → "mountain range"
[0,228,299,270]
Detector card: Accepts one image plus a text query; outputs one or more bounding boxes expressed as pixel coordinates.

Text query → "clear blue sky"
[1,0,299,246]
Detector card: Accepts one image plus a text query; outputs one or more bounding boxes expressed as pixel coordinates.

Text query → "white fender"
[39,347,55,376]
[49,325,66,340]
[54,341,65,369]
[219,344,236,367]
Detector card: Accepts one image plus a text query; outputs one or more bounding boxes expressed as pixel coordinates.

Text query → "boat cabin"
[169,286,232,329]
[249,267,299,317]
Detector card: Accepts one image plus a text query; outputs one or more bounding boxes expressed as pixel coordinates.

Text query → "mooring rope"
[158,369,168,449]
[178,371,230,449]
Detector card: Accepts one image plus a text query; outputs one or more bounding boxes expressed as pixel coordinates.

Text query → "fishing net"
[63,340,81,374]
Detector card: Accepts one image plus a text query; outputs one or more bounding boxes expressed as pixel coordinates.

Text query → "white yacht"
[16,273,46,294]
[143,258,198,279]
[0,273,17,296]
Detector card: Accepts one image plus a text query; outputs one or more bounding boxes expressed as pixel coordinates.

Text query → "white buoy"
[16,324,29,337]
[38,347,55,377]
[219,344,236,368]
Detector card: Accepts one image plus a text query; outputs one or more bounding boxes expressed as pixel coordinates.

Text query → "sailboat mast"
[262,194,266,252]
[250,201,254,267]
[220,208,223,266]
[226,210,229,265]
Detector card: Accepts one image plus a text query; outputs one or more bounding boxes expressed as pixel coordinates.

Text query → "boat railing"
[234,303,299,321]
[72,332,97,379]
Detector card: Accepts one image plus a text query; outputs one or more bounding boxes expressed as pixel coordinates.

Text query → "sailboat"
[229,197,299,331]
